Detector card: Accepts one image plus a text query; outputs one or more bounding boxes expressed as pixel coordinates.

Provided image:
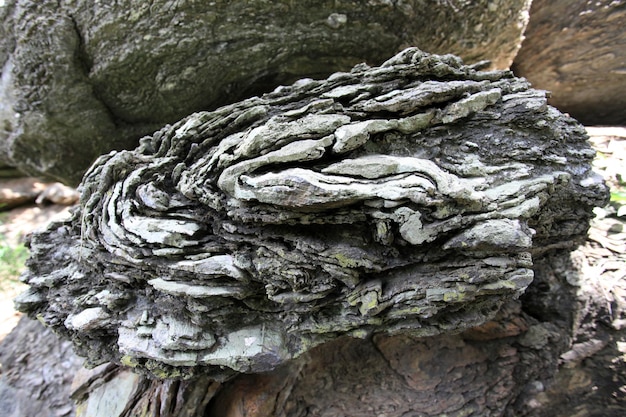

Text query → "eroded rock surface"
[16,48,606,380]
[513,0,626,125]
[0,0,532,184]
[0,317,82,417]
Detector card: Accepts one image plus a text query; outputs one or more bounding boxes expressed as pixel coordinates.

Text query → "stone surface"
[0,177,79,210]
[206,246,624,417]
[0,317,83,417]
[71,364,220,417]
[15,48,607,381]
[510,130,626,417]
[0,0,532,184]
[0,125,619,417]
[513,0,626,125]
[0,177,47,210]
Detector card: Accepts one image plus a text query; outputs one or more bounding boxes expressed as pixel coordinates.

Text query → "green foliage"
[610,173,626,217]
[611,190,626,204]
[0,219,29,290]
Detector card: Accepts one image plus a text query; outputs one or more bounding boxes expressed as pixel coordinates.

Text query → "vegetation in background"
[0,215,29,291]
[610,173,626,217]
[594,147,626,217]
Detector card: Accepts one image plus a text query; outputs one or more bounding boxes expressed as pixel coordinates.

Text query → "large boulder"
[15,48,607,384]
[513,0,626,125]
[0,0,532,184]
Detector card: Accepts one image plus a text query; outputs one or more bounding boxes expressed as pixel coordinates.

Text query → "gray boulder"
[16,48,607,383]
[513,0,626,125]
[0,0,532,184]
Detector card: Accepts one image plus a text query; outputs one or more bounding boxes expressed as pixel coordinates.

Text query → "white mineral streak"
[118,325,286,369]
[147,278,248,299]
[283,99,335,117]
[224,152,484,210]
[122,216,201,246]
[332,120,394,153]
[443,219,533,251]
[396,208,432,245]
[136,183,171,211]
[354,81,485,113]
[483,174,565,202]
[239,168,437,208]
[65,307,111,331]
[215,108,482,212]
[152,316,216,350]
[218,135,335,197]
[173,255,247,280]
[118,327,199,366]
[440,88,502,123]
[321,83,375,99]
[198,326,287,370]
[234,113,350,158]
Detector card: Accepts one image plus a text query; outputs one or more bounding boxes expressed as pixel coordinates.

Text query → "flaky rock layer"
[16,48,606,380]
[1,0,532,184]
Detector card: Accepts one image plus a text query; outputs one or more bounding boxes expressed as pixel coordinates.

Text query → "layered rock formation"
[0,0,532,184]
[15,49,607,382]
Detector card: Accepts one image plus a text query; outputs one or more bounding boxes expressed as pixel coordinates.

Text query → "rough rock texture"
[513,0,626,125]
[0,177,79,210]
[0,317,83,417]
[15,48,607,383]
[206,246,625,417]
[210,304,564,417]
[68,213,625,417]
[70,363,220,417]
[0,177,47,210]
[0,0,532,184]
[510,130,626,416]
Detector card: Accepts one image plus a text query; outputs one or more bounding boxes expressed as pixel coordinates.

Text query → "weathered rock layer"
[1,0,531,184]
[16,48,606,380]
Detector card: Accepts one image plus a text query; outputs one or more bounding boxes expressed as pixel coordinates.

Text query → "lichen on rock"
[0,0,533,184]
[15,48,607,380]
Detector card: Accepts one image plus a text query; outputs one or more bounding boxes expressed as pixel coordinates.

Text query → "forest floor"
[0,127,624,342]
[582,127,626,326]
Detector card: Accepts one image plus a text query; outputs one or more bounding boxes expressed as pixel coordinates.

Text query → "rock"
[71,365,141,417]
[35,183,79,206]
[70,364,220,417]
[508,149,626,417]
[0,317,82,417]
[0,0,532,184]
[0,178,78,210]
[15,48,607,382]
[0,177,47,210]
[513,0,626,125]
[65,242,626,416]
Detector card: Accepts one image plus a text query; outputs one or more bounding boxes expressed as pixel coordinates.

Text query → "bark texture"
[0,0,532,184]
[513,0,626,125]
[15,48,607,386]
